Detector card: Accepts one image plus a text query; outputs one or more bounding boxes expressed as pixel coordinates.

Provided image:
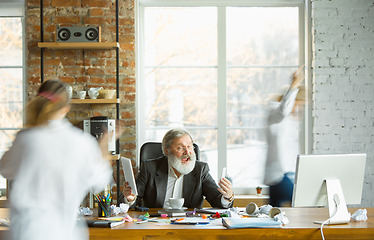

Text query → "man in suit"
[120,128,234,209]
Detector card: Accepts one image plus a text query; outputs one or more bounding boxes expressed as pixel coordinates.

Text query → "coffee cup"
[77,91,86,99]
[165,198,184,209]
[246,202,259,215]
[88,89,99,99]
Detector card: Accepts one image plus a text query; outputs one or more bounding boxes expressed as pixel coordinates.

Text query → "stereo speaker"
[56,26,101,42]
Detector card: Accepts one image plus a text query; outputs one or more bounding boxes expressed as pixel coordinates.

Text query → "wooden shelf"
[107,154,120,161]
[70,99,119,104]
[38,42,119,49]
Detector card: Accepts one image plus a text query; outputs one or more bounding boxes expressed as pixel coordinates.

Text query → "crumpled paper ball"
[351,209,368,222]
[110,203,129,215]
[259,204,273,215]
[78,207,93,216]
[273,211,289,224]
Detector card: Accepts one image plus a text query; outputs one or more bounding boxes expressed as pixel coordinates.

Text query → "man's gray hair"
[162,128,193,155]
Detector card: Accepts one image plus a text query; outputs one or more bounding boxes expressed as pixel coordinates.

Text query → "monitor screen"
[292,153,366,208]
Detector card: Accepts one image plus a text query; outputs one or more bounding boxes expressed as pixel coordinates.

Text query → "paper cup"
[245,202,259,215]
[269,207,282,218]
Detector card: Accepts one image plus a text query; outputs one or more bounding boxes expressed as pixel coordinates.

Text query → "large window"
[137,0,307,194]
[0,2,25,196]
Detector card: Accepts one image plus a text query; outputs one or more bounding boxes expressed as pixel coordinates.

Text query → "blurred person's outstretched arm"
[268,66,305,124]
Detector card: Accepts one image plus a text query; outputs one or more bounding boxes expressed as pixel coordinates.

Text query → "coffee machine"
[83,116,116,153]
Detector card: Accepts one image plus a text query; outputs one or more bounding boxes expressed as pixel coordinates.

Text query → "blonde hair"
[26,80,70,127]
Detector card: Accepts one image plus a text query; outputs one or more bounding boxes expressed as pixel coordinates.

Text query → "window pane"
[0,17,22,66]
[227,129,267,188]
[227,67,298,128]
[0,68,23,128]
[227,7,298,66]
[145,68,217,128]
[145,7,217,66]
[0,130,19,189]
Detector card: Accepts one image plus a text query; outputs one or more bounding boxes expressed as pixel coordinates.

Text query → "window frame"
[136,0,311,194]
[0,0,26,197]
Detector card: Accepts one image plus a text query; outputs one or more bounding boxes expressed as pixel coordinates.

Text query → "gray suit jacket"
[120,155,233,209]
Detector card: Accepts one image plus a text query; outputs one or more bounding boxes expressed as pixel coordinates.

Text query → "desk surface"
[1,207,373,240]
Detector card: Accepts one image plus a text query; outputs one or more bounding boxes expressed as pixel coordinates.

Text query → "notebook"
[86,219,125,228]
[222,217,282,229]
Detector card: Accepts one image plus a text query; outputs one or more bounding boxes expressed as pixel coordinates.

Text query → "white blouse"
[0,119,112,240]
[264,89,301,186]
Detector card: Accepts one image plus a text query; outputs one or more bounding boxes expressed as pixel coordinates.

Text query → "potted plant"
[256,186,263,195]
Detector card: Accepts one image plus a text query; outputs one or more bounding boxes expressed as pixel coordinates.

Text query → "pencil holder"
[97,200,111,217]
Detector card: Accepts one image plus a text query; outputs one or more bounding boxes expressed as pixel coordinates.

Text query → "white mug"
[77,91,86,99]
[165,198,184,209]
[88,89,99,99]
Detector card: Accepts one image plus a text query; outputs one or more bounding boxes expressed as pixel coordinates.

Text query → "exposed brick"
[121,111,135,119]
[28,76,41,84]
[53,16,81,25]
[60,76,75,83]
[86,68,105,75]
[120,43,135,50]
[82,0,110,8]
[90,9,103,16]
[57,1,83,7]
[91,76,106,84]
[83,17,112,25]
[44,58,61,66]
[120,18,135,26]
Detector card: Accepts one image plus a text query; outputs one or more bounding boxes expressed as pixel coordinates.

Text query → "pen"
[149,213,171,218]
[136,220,148,224]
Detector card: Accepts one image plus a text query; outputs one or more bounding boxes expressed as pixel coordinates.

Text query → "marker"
[149,213,171,218]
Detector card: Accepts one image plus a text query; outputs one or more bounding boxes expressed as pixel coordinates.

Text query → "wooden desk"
[89,207,374,240]
[1,207,373,240]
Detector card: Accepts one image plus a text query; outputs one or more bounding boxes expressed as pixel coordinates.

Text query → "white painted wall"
[311,0,374,207]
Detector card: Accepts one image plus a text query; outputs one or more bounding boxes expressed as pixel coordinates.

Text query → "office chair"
[139,142,200,169]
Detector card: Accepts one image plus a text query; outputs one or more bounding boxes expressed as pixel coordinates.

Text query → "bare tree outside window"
[0,17,24,189]
[141,6,301,189]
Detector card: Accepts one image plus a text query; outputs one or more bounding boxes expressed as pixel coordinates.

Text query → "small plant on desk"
[256,186,263,195]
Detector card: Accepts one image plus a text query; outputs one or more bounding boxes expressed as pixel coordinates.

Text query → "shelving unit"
[38,42,119,49]
[38,0,122,204]
[107,155,120,161]
[70,99,120,104]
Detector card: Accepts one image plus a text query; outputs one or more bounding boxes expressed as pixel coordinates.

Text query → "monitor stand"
[314,179,351,225]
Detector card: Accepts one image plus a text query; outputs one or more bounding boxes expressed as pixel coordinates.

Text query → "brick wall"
[26,0,136,200]
[312,0,374,206]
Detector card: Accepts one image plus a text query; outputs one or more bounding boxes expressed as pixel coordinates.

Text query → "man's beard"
[168,151,196,175]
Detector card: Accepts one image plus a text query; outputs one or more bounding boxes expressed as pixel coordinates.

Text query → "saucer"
[165,207,187,210]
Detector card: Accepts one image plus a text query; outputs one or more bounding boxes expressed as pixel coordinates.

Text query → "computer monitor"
[292,153,366,225]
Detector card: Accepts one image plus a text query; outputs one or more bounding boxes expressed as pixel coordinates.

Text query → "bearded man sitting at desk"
[119,128,234,209]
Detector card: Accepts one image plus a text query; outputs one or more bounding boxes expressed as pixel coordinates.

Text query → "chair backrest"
[139,142,200,168]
